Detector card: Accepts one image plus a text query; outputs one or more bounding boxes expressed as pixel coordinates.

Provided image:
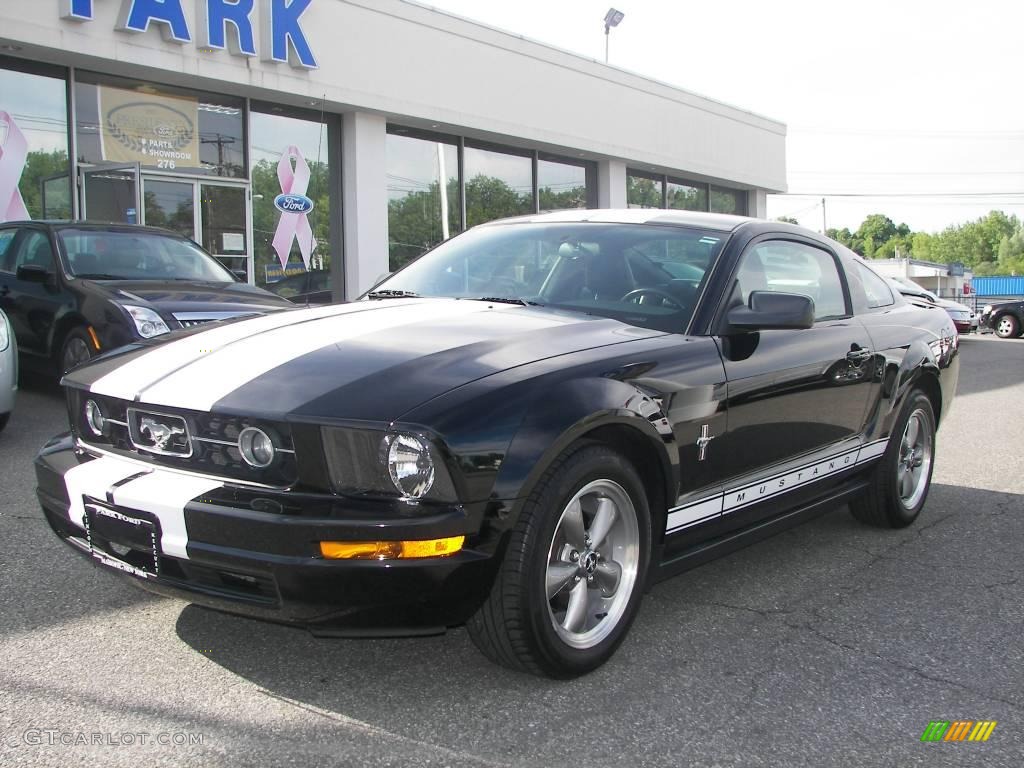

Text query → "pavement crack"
[785,619,1024,713]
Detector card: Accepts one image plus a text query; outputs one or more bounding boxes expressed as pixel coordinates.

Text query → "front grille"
[176,318,214,328]
[172,311,257,329]
[70,390,298,487]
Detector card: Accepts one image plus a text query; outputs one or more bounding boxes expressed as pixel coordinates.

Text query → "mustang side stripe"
[666,438,892,533]
[135,300,497,412]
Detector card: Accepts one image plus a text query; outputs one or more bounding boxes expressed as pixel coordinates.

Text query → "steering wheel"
[620,288,682,309]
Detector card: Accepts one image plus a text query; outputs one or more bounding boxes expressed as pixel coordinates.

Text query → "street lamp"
[603,8,624,64]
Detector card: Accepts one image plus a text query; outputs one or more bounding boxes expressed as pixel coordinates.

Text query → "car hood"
[65,298,663,422]
[82,279,293,318]
[932,297,971,313]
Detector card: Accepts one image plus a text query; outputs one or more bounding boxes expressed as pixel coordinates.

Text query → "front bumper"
[35,435,501,634]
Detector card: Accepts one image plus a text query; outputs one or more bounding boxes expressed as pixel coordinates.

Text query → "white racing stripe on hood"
[63,454,144,530]
[89,302,373,401]
[138,299,495,412]
[111,471,221,559]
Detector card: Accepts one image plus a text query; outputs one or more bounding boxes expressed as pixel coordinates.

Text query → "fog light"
[84,399,106,436]
[319,536,465,560]
[238,427,275,468]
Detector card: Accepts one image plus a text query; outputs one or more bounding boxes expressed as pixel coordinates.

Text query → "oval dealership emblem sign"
[274,194,315,214]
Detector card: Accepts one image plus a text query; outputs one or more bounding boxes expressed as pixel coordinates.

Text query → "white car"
[885,277,977,334]
[0,308,16,433]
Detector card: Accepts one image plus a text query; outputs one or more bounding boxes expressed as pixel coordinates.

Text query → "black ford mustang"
[35,210,959,678]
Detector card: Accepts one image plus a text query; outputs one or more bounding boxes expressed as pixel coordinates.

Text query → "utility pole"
[821,197,827,234]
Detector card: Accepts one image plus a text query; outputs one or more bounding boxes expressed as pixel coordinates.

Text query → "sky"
[417,0,1024,234]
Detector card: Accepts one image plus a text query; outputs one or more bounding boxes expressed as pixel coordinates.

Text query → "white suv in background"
[0,308,16,433]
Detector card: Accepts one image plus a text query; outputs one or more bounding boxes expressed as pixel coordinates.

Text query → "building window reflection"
[464,143,534,228]
[386,128,459,272]
[711,185,747,215]
[250,106,332,288]
[667,178,707,211]
[0,59,71,222]
[627,171,664,208]
[538,155,592,211]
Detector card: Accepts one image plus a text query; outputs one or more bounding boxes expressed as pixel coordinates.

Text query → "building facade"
[869,258,974,301]
[0,0,787,299]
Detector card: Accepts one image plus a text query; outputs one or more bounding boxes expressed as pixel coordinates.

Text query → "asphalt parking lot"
[1,334,1022,767]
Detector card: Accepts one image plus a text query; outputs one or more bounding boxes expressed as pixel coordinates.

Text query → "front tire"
[993,314,1020,339]
[467,443,652,678]
[59,327,94,374]
[850,390,936,528]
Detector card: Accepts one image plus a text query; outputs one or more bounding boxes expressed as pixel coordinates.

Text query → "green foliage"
[18,149,71,219]
[826,210,1023,275]
[776,216,799,224]
[627,176,662,208]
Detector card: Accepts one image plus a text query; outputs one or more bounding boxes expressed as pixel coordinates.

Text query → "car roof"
[0,220,186,237]
[478,208,752,232]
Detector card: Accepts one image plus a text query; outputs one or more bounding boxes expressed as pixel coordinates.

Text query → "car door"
[0,227,65,359]
[710,236,876,525]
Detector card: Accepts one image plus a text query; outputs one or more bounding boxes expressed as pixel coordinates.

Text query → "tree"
[15,149,71,220]
[775,216,799,224]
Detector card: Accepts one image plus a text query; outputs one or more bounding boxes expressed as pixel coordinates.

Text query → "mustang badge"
[139,417,186,451]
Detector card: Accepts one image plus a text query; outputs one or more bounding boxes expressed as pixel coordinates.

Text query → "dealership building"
[0,0,787,299]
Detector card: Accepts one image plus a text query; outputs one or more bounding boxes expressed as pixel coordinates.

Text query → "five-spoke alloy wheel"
[468,444,651,678]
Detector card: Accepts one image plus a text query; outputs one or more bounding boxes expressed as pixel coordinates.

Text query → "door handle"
[846,348,872,363]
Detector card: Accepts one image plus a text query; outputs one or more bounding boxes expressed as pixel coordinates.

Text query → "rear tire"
[467,443,652,678]
[850,390,936,528]
[993,314,1020,339]
[59,328,95,374]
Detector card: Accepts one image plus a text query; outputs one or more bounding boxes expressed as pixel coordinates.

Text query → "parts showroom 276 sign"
[99,87,200,171]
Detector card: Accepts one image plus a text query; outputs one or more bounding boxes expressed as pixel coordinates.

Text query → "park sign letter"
[59,0,318,69]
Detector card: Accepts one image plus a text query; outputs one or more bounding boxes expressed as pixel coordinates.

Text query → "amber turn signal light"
[319,536,465,560]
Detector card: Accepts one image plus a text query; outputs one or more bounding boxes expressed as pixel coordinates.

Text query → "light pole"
[603,8,624,64]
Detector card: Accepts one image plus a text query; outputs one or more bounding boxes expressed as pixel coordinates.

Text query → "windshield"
[59,229,237,283]
[370,223,727,332]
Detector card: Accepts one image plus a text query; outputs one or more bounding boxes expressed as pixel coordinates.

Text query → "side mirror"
[16,264,52,285]
[726,291,815,332]
[231,269,248,282]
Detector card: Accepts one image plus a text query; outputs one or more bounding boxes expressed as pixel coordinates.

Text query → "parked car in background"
[0,308,16,433]
[0,222,294,374]
[979,300,1024,339]
[37,210,959,677]
[885,276,976,334]
[266,269,332,305]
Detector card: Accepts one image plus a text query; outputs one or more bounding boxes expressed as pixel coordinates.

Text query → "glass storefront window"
[538,157,590,211]
[711,185,748,215]
[386,129,459,272]
[667,178,707,211]
[74,72,244,178]
[627,172,663,209]
[250,107,331,288]
[0,62,71,222]
[464,144,533,228]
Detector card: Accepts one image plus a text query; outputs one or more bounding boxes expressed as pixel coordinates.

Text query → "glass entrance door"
[138,176,251,281]
[143,178,196,239]
[79,163,141,224]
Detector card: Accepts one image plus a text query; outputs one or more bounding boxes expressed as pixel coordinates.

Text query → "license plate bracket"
[83,498,161,578]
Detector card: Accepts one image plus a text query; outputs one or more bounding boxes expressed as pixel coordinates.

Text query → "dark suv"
[980,300,1024,339]
[0,222,294,374]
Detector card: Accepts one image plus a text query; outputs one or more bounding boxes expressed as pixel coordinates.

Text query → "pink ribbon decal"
[0,111,30,223]
[271,145,316,271]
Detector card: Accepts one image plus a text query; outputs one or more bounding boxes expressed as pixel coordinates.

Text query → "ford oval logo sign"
[274,193,314,214]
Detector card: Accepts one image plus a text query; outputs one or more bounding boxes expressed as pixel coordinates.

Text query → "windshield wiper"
[367,289,421,299]
[472,297,544,306]
[75,273,124,280]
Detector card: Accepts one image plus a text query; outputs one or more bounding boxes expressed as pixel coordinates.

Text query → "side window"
[736,241,847,321]
[13,231,56,274]
[855,262,895,309]
[0,229,20,273]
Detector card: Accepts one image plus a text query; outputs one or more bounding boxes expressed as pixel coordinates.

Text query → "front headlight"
[321,426,457,502]
[983,305,993,314]
[0,313,8,352]
[123,305,170,338]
